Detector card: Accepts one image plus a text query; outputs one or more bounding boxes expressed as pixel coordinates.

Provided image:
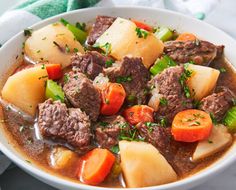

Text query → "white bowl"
[0,6,236,190]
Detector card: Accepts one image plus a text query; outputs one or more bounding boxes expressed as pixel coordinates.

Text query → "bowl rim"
[0,6,236,190]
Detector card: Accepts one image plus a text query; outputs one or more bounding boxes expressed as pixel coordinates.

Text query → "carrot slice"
[79,148,115,185]
[101,82,126,115]
[171,109,213,142]
[46,64,63,80]
[176,32,197,41]
[131,19,153,32]
[123,105,154,125]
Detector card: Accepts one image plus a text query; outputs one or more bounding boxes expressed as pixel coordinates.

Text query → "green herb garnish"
[135,27,148,39]
[159,97,168,106]
[116,76,132,83]
[24,28,33,37]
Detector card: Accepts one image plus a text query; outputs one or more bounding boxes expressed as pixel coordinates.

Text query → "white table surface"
[0,0,236,190]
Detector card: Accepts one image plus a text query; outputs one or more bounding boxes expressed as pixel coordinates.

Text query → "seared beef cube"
[87,16,116,45]
[136,122,197,175]
[72,51,112,79]
[136,122,172,156]
[95,115,126,149]
[38,99,91,151]
[104,57,150,103]
[149,66,192,123]
[200,89,234,121]
[63,72,101,121]
[164,40,224,65]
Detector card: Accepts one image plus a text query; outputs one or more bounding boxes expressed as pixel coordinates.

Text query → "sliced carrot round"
[101,82,126,115]
[176,32,197,41]
[123,105,154,125]
[79,148,115,185]
[171,109,213,142]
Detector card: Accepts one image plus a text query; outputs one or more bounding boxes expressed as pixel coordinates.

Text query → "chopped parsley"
[42,37,47,40]
[110,145,120,154]
[105,99,110,104]
[99,121,109,127]
[24,28,33,37]
[65,44,70,53]
[159,97,168,106]
[73,48,78,53]
[135,27,148,39]
[193,100,201,108]
[160,117,167,127]
[105,59,114,67]
[116,76,132,83]
[36,50,41,53]
[145,122,158,133]
[208,139,213,144]
[64,74,69,83]
[127,95,136,102]
[41,64,45,69]
[38,75,48,80]
[76,22,86,31]
[101,42,112,56]
[210,113,217,125]
[219,67,226,73]
[118,123,144,142]
[179,65,193,98]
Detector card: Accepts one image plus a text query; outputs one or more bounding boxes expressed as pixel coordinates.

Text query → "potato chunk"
[49,147,77,169]
[1,66,48,116]
[186,64,220,100]
[24,23,84,68]
[192,125,232,162]
[96,17,164,68]
[119,141,177,187]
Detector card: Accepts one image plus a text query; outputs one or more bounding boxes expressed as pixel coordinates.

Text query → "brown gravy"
[1,57,236,188]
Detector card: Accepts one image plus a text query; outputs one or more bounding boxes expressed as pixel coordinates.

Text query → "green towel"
[0,0,100,44]
[13,0,100,19]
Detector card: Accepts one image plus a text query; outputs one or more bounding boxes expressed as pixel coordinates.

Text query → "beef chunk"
[164,40,224,65]
[149,65,192,123]
[200,89,234,121]
[63,72,101,121]
[95,115,126,149]
[87,16,116,45]
[72,51,112,79]
[104,57,150,103]
[38,99,91,151]
[137,122,197,175]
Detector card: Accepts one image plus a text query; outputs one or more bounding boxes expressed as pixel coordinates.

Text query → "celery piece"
[66,24,87,44]
[45,80,65,102]
[155,27,173,42]
[224,106,236,133]
[150,55,176,75]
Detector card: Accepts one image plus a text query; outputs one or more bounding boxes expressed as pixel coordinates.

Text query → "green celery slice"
[45,80,65,103]
[224,106,236,133]
[155,27,173,42]
[66,24,87,44]
[150,55,176,76]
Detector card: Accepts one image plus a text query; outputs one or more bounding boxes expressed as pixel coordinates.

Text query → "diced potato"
[119,141,177,188]
[96,17,164,68]
[186,64,220,100]
[49,147,77,169]
[1,66,48,116]
[192,125,232,162]
[24,23,84,68]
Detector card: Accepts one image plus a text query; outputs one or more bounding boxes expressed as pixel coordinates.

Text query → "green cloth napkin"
[0,0,100,45]
[13,0,100,19]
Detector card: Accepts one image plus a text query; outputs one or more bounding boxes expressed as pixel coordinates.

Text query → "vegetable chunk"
[24,23,84,68]
[171,109,213,142]
[49,147,77,169]
[119,141,177,188]
[78,148,115,185]
[96,17,164,68]
[192,125,232,162]
[1,66,48,116]
[186,64,220,100]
